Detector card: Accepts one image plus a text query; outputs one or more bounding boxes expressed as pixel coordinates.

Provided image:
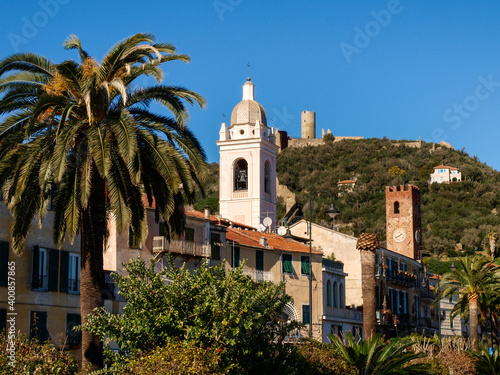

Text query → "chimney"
[259,236,268,247]
[204,206,210,220]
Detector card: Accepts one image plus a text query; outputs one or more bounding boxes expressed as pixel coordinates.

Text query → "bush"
[0,333,78,374]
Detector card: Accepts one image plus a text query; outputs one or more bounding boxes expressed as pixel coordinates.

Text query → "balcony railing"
[153,236,211,257]
[322,259,344,272]
[233,268,274,283]
[326,307,363,321]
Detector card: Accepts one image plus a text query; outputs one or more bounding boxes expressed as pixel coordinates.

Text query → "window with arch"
[234,159,248,191]
[333,281,338,308]
[339,282,344,308]
[326,280,332,306]
[264,160,271,194]
[394,201,400,214]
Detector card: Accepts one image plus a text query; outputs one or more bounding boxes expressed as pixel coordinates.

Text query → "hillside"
[276,138,500,256]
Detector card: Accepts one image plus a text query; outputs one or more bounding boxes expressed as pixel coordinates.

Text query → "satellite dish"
[277,226,287,236]
[263,216,273,228]
[257,223,267,232]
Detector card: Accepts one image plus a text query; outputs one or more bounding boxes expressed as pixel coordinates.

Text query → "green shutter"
[0,308,6,333]
[0,241,9,287]
[301,256,310,275]
[66,313,81,345]
[30,311,48,342]
[60,250,69,293]
[32,246,40,289]
[48,248,59,292]
[234,246,240,267]
[256,250,264,271]
[283,254,294,273]
[302,305,311,324]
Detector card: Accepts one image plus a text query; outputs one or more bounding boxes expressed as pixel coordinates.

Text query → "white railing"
[153,236,211,257]
[233,268,274,283]
[232,191,248,199]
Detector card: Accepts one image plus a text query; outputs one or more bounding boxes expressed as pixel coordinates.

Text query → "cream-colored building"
[225,227,324,341]
[430,165,462,184]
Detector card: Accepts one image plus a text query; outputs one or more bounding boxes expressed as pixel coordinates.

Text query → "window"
[326,280,332,306]
[256,250,264,271]
[450,317,454,329]
[0,308,6,333]
[211,233,221,260]
[264,160,271,194]
[234,159,248,191]
[128,227,141,248]
[66,313,81,346]
[302,305,310,324]
[301,255,310,275]
[68,254,80,294]
[339,283,345,308]
[0,241,9,287]
[30,311,50,342]
[394,201,400,214]
[232,246,240,268]
[184,227,195,242]
[32,247,58,291]
[103,271,116,300]
[333,282,338,308]
[282,254,293,273]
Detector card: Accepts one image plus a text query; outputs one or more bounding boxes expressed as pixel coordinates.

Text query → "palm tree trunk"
[361,249,376,340]
[80,169,106,372]
[469,296,480,351]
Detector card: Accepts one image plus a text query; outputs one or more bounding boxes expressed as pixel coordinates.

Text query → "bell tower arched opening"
[234,159,248,191]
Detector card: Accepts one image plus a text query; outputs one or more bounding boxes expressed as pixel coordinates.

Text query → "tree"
[328,332,430,375]
[489,230,498,260]
[81,258,302,374]
[356,232,379,339]
[0,33,206,371]
[437,255,499,351]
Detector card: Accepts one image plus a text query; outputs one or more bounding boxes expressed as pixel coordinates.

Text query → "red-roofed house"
[225,227,324,341]
[430,165,462,184]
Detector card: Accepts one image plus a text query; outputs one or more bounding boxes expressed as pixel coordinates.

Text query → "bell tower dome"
[216,78,278,230]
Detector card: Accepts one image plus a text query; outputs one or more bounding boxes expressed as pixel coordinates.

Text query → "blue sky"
[2,1,500,170]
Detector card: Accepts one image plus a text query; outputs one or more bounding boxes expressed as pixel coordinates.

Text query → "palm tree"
[437,254,499,351]
[356,232,379,339]
[0,33,207,371]
[328,332,430,374]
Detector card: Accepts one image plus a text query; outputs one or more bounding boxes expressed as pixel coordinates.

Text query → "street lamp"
[283,191,339,339]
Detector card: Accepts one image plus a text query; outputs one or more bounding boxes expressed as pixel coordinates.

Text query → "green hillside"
[276,138,500,256]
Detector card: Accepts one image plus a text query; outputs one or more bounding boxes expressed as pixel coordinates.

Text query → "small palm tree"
[470,347,500,375]
[328,332,430,374]
[437,255,499,351]
[0,34,207,371]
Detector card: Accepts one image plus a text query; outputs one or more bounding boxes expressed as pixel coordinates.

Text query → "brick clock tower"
[385,185,422,260]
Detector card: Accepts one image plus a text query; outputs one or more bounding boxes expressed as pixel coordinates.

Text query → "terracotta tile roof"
[184,209,255,230]
[433,165,458,170]
[337,180,356,184]
[226,227,321,255]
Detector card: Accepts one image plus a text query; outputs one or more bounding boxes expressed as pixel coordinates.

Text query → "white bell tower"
[216,78,278,230]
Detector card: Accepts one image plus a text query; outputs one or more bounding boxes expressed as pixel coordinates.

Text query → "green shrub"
[470,347,500,375]
[0,333,78,374]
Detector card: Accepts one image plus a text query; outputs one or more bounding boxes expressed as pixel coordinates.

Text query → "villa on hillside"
[430,165,462,184]
[337,180,356,196]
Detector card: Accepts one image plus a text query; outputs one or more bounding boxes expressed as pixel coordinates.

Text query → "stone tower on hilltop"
[385,185,422,260]
[301,110,316,139]
[216,78,278,230]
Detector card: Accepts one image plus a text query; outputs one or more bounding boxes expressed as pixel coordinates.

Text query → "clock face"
[393,228,406,243]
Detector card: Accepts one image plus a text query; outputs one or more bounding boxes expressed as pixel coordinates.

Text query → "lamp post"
[285,191,339,339]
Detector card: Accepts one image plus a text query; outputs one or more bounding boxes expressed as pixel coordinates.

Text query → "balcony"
[153,236,211,257]
[322,259,344,273]
[234,268,274,283]
[325,307,363,322]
